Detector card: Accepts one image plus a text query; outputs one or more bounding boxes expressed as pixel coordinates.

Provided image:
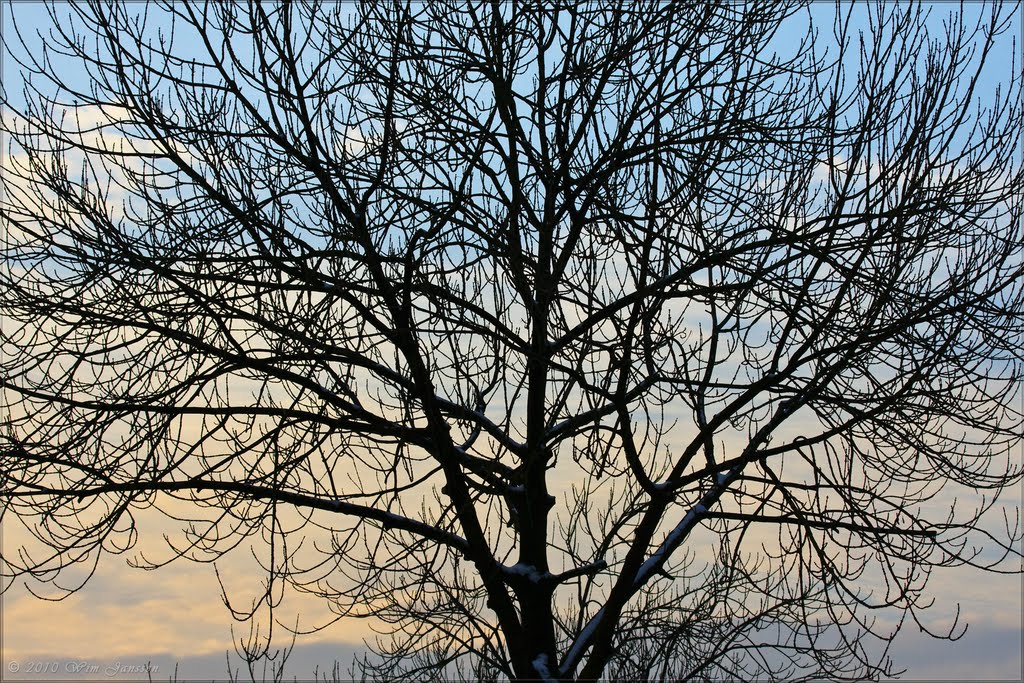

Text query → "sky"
[2,1,1022,681]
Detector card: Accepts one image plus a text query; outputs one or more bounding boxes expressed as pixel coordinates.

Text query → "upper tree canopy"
[2,1,1022,680]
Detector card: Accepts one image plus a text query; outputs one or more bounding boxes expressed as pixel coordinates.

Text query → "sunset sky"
[4,493,1021,680]
[3,2,1022,681]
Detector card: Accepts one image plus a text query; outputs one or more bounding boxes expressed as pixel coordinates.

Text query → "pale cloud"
[4,567,229,660]
[3,544,374,667]
[3,488,395,672]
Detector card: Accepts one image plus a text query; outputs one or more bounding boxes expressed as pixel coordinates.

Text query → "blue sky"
[2,1,1022,680]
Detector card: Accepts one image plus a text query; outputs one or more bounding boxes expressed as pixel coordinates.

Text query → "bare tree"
[2,1,1022,680]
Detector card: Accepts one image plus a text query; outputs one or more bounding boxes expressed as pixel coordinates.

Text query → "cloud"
[4,639,366,681]
[4,526,383,674]
[889,621,1023,681]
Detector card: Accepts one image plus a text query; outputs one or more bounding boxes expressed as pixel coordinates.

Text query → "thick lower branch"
[6,478,470,552]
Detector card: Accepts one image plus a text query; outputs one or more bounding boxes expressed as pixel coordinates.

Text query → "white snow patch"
[533,653,555,681]
[503,562,551,583]
[633,509,697,590]
[560,606,606,676]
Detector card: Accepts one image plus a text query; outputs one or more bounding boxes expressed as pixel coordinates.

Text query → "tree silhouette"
[2,1,1022,680]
